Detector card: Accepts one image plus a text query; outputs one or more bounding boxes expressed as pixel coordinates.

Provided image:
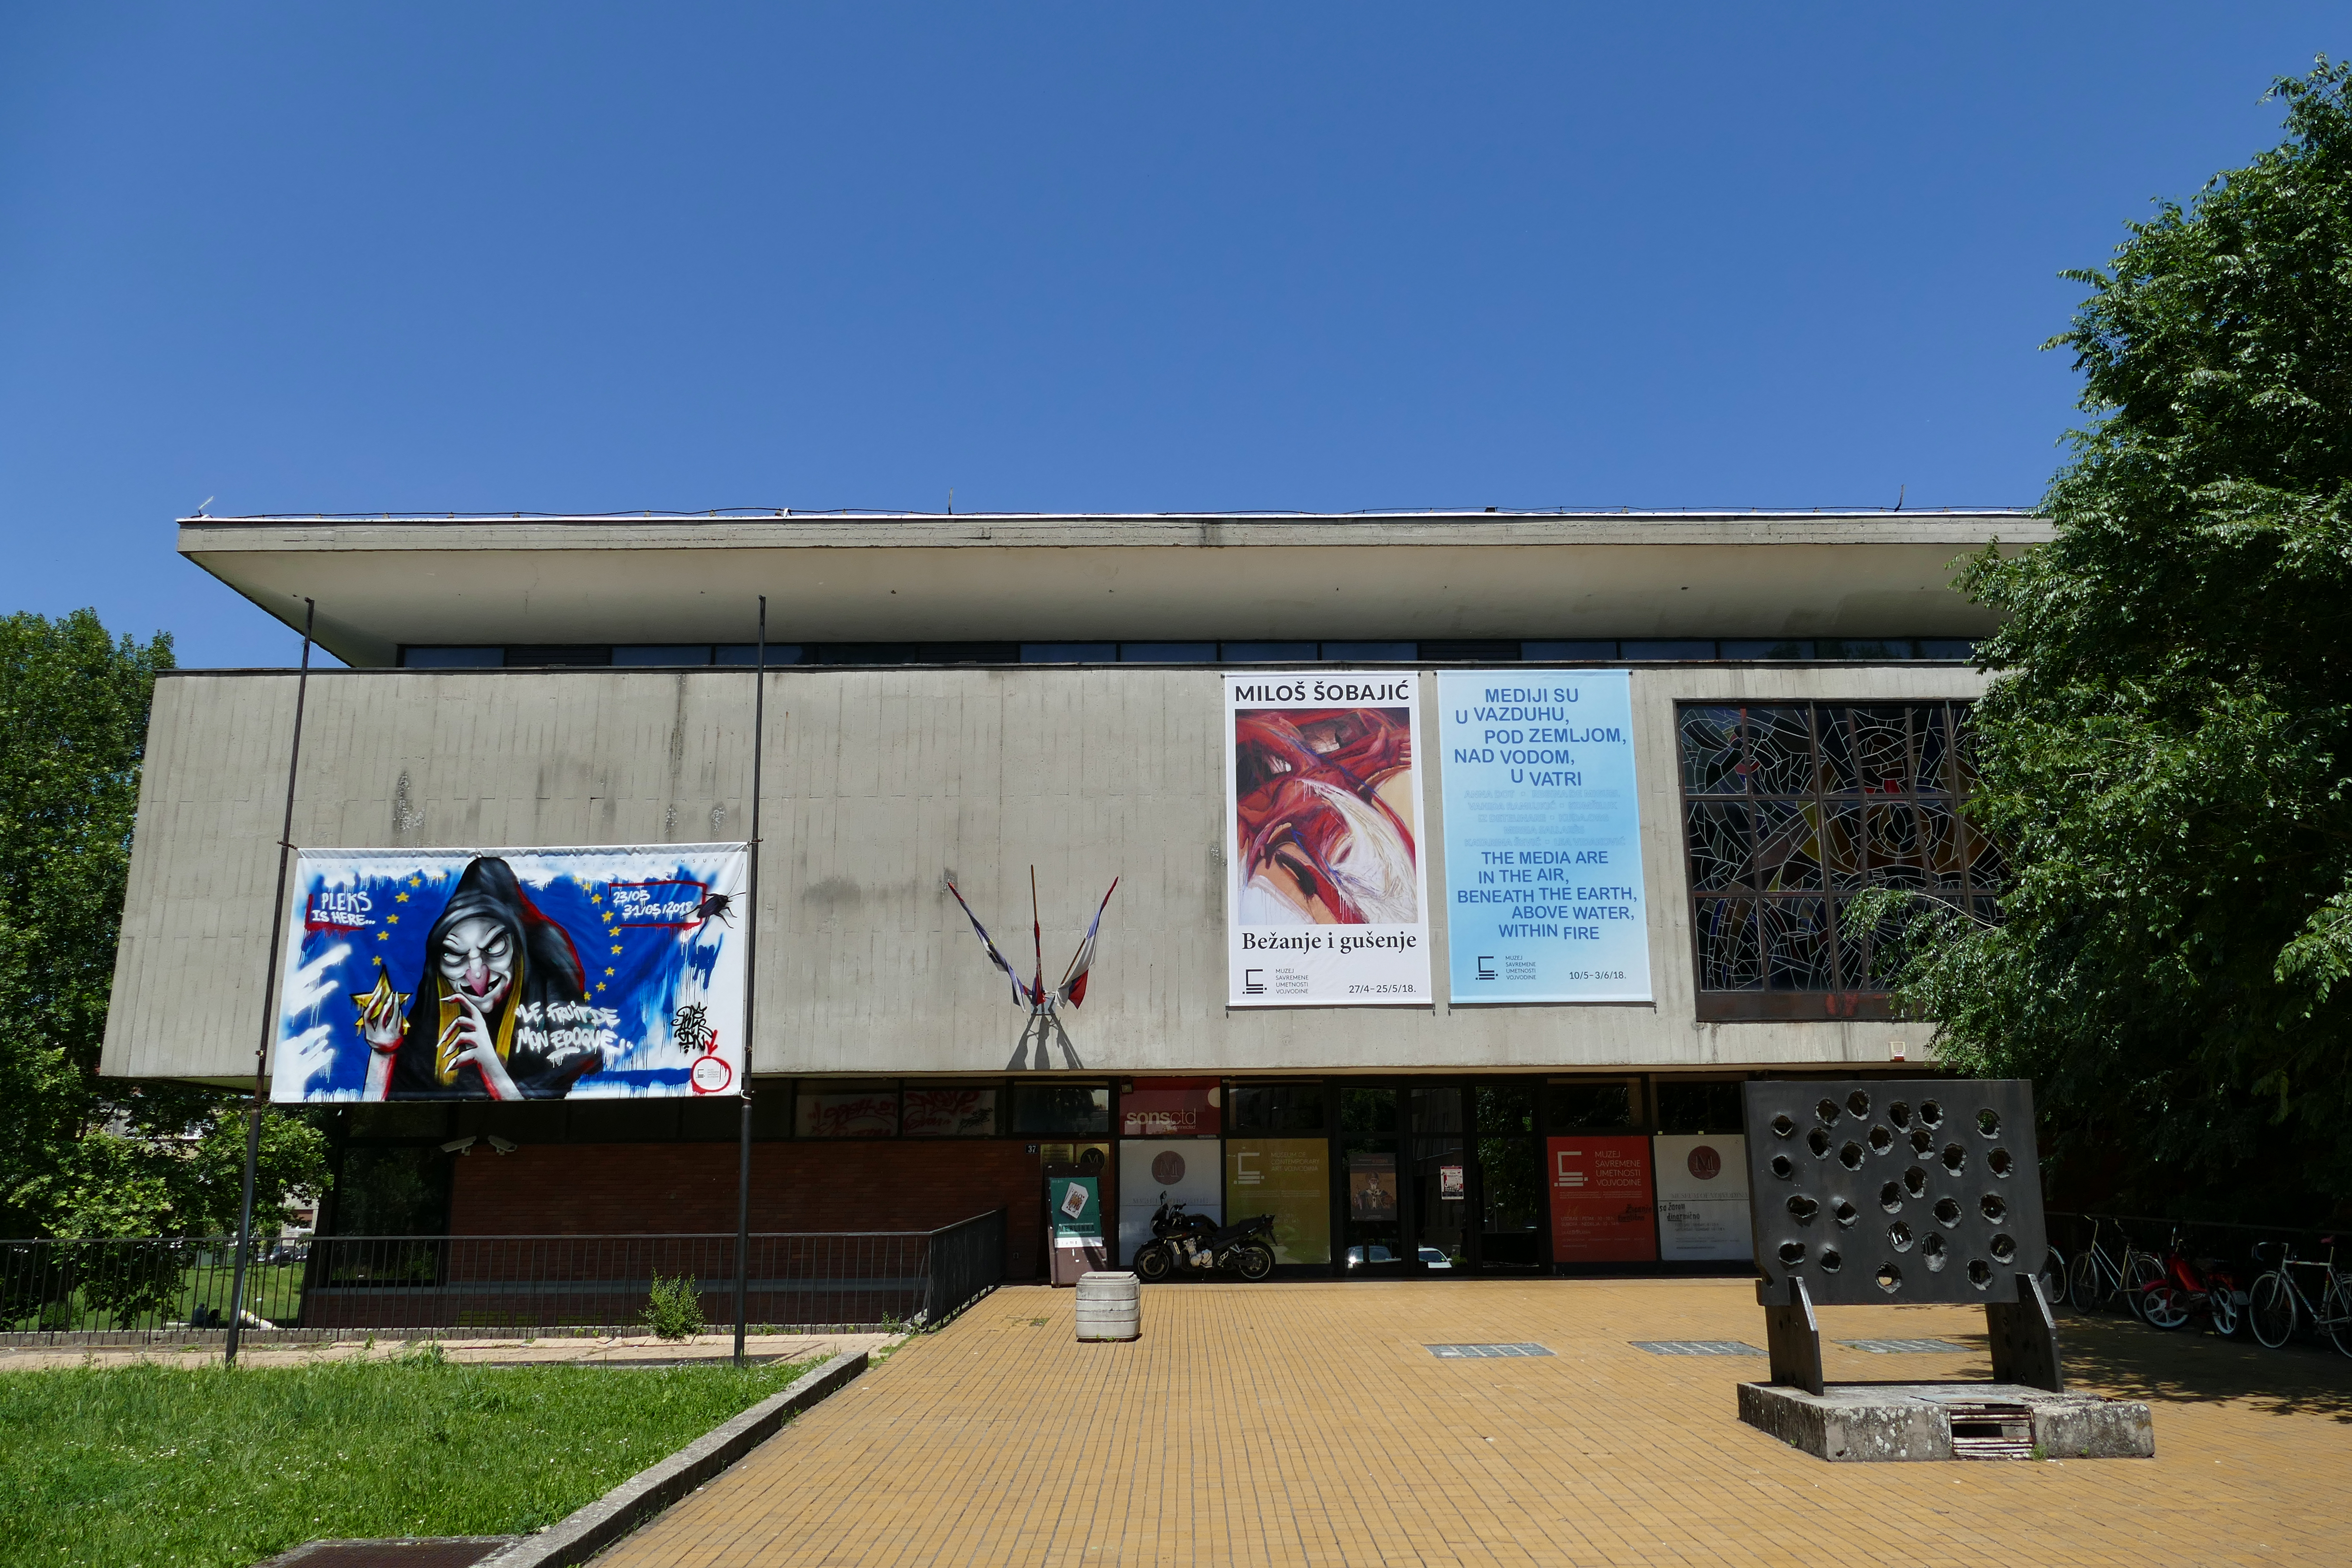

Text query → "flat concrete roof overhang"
[179,509,2050,668]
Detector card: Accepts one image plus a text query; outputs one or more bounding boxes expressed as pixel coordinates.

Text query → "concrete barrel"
[1074,1270,1140,1342]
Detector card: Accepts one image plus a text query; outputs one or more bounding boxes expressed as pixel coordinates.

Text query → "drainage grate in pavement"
[1628,1340,1764,1356]
[1425,1343,1554,1358]
[1839,1338,1974,1354]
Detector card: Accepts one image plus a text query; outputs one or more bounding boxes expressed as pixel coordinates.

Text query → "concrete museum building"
[100,508,2041,1284]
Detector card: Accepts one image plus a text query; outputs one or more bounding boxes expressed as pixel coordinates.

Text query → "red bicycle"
[2137,1227,2246,1337]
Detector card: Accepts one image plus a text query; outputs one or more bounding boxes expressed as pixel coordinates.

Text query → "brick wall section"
[448,1140,1067,1279]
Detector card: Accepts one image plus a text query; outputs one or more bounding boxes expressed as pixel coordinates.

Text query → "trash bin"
[1075,1270,1140,1342]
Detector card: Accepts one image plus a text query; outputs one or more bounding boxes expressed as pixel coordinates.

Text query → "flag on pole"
[1029,866,1045,1010]
[946,876,1030,1005]
[1057,878,1120,1008]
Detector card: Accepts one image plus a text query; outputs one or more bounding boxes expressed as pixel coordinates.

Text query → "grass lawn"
[0,1351,822,1568]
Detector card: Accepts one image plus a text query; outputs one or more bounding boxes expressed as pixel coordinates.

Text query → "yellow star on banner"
[394,891,409,903]
[601,910,614,923]
[408,876,421,887]
[350,963,409,1030]
[595,982,606,992]
[377,931,390,941]
[590,894,602,906]
[604,967,615,977]
[609,943,622,954]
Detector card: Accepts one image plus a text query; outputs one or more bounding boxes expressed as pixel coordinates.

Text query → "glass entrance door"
[1338,1079,1557,1277]
[1340,1086,1403,1275]
[1408,1085,1466,1272]
[1473,1085,1544,1272]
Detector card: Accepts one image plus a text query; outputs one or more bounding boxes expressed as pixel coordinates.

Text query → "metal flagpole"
[227,598,316,1368]
[734,596,766,1365]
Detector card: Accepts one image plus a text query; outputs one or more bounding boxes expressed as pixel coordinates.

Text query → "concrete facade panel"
[103,662,1990,1085]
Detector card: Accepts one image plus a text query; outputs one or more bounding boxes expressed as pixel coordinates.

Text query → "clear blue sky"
[3,4,2343,667]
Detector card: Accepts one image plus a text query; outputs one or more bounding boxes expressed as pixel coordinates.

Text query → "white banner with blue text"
[1437,670,1652,1002]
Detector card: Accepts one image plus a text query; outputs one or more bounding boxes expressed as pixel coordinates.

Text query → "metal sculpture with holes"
[1744,1079,2058,1394]
[1735,1079,2151,1462]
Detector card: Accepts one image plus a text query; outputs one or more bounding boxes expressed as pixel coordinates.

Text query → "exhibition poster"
[1225,672,1431,1007]
[1437,671,1652,1002]
[1651,1134,1754,1261]
[1226,1138,1332,1264]
[273,844,748,1103]
[1347,1150,1398,1222]
[1546,1135,1658,1263]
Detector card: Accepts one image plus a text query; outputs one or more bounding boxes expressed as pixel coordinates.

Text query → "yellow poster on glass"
[1225,1138,1332,1265]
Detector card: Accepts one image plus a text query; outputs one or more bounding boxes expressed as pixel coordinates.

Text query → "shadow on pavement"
[2056,1311,2352,1422]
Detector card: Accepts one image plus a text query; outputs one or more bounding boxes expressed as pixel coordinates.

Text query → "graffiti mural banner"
[271,844,749,1102]
[1225,673,1431,1007]
[1437,670,1652,1002]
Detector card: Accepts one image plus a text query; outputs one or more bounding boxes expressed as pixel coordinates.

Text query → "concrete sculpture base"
[1738,1380,2155,1463]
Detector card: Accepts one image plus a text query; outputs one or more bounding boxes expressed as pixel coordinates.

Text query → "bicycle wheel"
[2327,1277,2352,1360]
[2122,1252,2165,1321]
[2036,1247,2065,1308]
[2207,1284,2242,1339]
[2248,1271,2298,1349]
[2142,1283,2191,1330]
[2068,1250,2113,1313]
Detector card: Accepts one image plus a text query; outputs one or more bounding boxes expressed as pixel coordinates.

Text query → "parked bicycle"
[2065,1216,2163,1320]
[2246,1236,2352,1357]
[2138,1227,2245,1337]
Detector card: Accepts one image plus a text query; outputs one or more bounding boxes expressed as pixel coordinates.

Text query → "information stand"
[1048,1174,1108,1286]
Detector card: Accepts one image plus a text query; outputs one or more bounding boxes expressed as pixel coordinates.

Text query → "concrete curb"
[477,1351,868,1568]
[256,1536,515,1568]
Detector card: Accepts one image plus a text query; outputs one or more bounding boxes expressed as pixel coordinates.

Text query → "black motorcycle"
[1131,1194,1277,1282]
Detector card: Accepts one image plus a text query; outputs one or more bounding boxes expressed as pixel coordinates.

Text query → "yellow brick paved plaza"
[605,1278,2352,1568]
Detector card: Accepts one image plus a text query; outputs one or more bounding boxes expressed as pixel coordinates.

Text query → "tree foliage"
[0,608,326,1239]
[1877,61,2352,1220]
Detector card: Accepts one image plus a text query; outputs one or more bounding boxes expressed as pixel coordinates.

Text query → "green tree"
[1874,60,2352,1221]
[0,609,326,1240]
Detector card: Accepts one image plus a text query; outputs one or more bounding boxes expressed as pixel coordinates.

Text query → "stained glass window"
[1675,703,1998,1020]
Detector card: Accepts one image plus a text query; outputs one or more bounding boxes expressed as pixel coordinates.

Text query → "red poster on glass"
[1546,1135,1658,1263]
[1120,1078,1222,1138]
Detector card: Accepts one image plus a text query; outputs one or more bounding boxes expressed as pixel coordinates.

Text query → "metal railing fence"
[0,1211,1005,1342]
[922,1208,1005,1325]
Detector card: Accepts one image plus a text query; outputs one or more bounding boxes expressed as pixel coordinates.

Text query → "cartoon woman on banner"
[352,855,608,1100]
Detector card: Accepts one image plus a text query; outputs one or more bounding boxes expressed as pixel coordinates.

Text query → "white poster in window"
[1225,673,1431,1007]
[1651,1133,1753,1261]
[1118,1140,1221,1265]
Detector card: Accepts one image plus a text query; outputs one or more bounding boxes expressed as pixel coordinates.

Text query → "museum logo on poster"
[1546,1135,1657,1263]
[272,844,748,1102]
[1224,673,1431,1007]
[1438,670,1651,1002]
